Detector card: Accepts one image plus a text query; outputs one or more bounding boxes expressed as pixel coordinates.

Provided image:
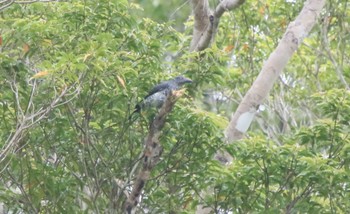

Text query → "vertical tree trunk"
[195,0,326,213]
[224,0,326,142]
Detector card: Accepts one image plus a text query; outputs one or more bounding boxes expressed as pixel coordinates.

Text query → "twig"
[0,75,82,166]
[0,0,60,11]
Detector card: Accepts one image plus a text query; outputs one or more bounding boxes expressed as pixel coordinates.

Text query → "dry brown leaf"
[31,71,49,79]
[224,45,234,53]
[83,53,92,62]
[23,43,30,53]
[117,75,126,89]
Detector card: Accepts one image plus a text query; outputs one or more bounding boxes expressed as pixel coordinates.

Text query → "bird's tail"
[128,104,141,121]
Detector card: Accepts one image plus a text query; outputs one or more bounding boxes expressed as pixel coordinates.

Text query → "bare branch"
[12,0,59,3]
[214,0,245,18]
[0,0,60,11]
[190,0,245,52]
[0,75,82,166]
[0,0,15,12]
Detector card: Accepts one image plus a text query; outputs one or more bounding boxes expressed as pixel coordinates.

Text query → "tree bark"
[190,0,245,52]
[124,90,184,214]
[225,0,326,142]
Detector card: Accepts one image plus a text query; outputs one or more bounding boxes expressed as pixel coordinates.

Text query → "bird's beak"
[184,77,193,84]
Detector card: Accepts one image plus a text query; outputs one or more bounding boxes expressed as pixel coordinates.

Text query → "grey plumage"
[132,76,192,115]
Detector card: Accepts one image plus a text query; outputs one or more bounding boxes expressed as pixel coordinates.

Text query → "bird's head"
[173,76,193,86]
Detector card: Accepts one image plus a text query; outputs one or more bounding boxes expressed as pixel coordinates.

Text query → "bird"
[130,76,192,118]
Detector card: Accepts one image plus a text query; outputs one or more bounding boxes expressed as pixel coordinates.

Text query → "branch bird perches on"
[124,89,187,214]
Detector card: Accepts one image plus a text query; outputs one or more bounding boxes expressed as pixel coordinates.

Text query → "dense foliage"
[0,0,349,213]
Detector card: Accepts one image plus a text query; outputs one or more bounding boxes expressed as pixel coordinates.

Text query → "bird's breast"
[143,90,169,109]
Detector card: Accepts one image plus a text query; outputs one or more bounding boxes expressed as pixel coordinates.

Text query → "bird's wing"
[144,81,169,99]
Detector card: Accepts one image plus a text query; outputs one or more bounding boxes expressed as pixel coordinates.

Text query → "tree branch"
[215,0,245,18]
[0,0,60,11]
[285,183,314,214]
[124,90,184,214]
[190,0,245,52]
[0,74,82,166]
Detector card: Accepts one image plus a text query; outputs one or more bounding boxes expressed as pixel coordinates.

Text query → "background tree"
[0,0,349,213]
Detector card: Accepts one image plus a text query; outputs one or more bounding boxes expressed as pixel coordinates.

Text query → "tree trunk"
[196,0,326,213]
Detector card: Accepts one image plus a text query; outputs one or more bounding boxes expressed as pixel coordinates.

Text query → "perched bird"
[131,76,192,117]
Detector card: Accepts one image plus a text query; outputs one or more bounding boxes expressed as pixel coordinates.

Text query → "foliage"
[0,0,349,213]
[0,1,223,212]
[206,89,350,213]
